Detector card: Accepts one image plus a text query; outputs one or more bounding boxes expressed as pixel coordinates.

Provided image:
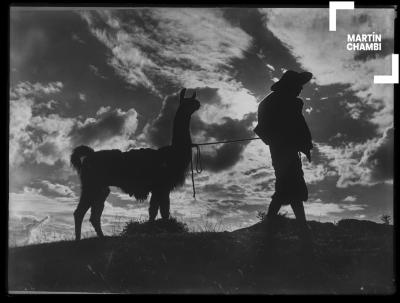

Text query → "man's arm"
[295,99,313,162]
[254,100,272,145]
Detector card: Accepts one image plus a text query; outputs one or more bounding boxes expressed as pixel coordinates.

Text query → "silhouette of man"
[254,70,313,247]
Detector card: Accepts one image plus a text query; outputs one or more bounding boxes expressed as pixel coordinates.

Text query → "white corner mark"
[374,54,399,84]
[329,2,354,31]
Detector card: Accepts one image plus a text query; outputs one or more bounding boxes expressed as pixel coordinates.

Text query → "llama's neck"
[171,109,192,150]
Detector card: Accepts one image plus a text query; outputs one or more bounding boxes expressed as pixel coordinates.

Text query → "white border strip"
[374,54,399,84]
[329,1,354,31]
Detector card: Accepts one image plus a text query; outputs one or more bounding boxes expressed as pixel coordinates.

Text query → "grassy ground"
[8,218,395,294]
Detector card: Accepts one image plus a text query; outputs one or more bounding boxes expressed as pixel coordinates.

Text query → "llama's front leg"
[159,191,170,220]
[149,191,160,222]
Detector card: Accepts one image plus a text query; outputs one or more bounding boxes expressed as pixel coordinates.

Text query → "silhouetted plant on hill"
[256,210,266,222]
[195,220,225,232]
[256,210,292,233]
[257,210,288,223]
[120,217,189,236]
[380,214,391,225]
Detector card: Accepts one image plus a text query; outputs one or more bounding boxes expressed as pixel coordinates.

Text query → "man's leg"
[265,197,283,240]
[290,200,306,222]
[291,201,313,246]
[267,197,282,217]
[266,145,287,241]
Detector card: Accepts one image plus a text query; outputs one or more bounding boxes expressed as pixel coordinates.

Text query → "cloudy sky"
[9,7,394,244]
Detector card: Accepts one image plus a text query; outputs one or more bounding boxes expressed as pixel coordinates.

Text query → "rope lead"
[190,137,261,199]
[190,152,196,199]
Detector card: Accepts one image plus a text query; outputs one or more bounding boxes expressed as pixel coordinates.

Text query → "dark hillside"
[8,218,394,294]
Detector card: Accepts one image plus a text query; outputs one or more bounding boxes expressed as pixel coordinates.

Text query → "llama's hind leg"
[74,189,92,241]
[149,191,163,222]
[159,191,170,220]
[90,187,110,238]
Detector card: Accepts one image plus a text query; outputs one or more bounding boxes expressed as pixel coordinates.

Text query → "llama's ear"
[179,88,186,103]
[191,91,197,99]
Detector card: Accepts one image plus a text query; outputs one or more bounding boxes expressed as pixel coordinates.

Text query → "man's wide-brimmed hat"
[271,70,313,92]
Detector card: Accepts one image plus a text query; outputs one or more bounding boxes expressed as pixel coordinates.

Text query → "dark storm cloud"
[145,92,180,147]
[200,113,256,172]
[224,8,301,96]
[203,113,255,141]
[305,88,378,144]
[201,143,248,172]
[307,144,329,166]
[69,108,136,146]
[145,87,223,148]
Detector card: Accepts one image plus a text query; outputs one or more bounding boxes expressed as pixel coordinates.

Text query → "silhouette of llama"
[70,88,200,240]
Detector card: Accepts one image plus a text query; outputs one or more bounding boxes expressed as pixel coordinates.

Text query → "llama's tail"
[70,145,94,175]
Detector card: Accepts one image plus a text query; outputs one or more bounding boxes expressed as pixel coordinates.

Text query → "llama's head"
[178,88,200,115]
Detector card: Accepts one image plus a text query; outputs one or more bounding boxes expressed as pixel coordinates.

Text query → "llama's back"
[78,146,189,200]
[120,148,166,199]
[80,149,124,185]
[121,146,189,197]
